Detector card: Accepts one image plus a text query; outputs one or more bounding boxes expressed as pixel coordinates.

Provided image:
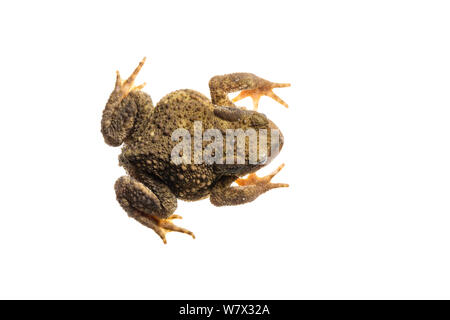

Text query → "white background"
[0,0,449,299]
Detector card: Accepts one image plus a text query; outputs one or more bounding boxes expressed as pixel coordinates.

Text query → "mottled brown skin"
[101,59,289,243]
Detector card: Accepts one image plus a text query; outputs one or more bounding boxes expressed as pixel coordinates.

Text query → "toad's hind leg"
[209,72,290,110]
[101,57,152,147]
[114,176,195,244]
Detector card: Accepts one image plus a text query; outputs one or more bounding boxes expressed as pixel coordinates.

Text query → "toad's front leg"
[209,72,290,110]
[210,164,288,206]
[115,176,195,244]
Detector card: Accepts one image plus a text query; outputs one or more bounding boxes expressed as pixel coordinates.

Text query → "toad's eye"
[250,113,268,127]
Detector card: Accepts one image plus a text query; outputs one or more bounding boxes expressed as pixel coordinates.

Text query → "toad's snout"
[255,119,283,166]
[268,119,284,152]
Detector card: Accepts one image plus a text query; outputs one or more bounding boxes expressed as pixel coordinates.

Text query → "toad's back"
[120,89,218,201]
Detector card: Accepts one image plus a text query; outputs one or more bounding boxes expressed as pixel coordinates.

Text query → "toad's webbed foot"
[115,176,195,244]
[235,163,289,189]
[101,57,153,147]
[133,213,195,245]
[210,164,288,207]
[209,72,290,110]
[232,82,290,111]
[115,57,147,100]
